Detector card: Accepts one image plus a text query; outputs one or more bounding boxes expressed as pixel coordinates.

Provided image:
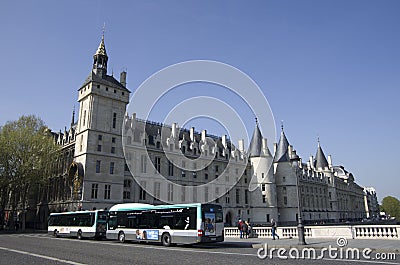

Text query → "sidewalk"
[224,237,400,253]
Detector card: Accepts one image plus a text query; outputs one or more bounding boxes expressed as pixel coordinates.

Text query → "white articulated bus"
[106,203,224,246]
[48,210,107,239]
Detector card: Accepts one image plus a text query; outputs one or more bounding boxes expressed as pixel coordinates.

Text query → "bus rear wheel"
[161,233,171,247]
[53,230,59,238]
[118,231,125,243]
[77,230,83,240]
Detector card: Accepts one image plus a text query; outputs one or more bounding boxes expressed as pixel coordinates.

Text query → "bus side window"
[108,216,117,230]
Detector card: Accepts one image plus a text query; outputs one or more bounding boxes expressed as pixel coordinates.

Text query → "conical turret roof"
[314,141,329,169]
[249,121,263,157]
[274,126,290,162]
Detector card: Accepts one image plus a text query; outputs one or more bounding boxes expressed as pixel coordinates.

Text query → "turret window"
[82,110,86,127]
[110,162,115,174]
[112,113,117,129]
[96,160,101,173]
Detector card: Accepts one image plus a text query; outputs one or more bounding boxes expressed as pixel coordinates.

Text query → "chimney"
[201,130,207,142]
[172,123,178,138]
[120,71,127,87]
[190,127,195,142]
[328,155,332,168]
[238,139,245,153]
[222,135,227,148]
[288,145,293,158]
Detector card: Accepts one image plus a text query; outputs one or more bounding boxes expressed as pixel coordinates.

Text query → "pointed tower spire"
[249,118,263,157]
[314,138,329,169]
[71,106,75,126]
[93,26,108,76]
[273,123,290,162]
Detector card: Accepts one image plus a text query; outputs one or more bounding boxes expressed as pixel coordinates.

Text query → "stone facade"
[363,187,380,219]
[46,35,373,226]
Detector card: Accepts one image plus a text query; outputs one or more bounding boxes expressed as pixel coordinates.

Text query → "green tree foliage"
[381,196,400,220]
[0,115,57,230]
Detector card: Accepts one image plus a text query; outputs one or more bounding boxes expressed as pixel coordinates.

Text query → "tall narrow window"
[154,182,161,201]
[83,110,86,127]
[91,183,98,199]
[124,179,131,187]
[167,183,173,201]
[80,135,83,152]
[104,184,111,199]
[155,157,161,173]
[225,189,230,204]
[215,187,220,203]
[168,161,174,176]
[204,187,209,202]
[96,160,101,173]
[245,190,249,204]
[112,112,117,129]
[110,162,115,175]
[140,155,147,173]
[123,191,131,199]
[181,186,186,202]
[236,189,240,204]
[193,187,197,202]
[139,181,146,200]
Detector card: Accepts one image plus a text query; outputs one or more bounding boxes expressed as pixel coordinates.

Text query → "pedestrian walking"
[271,218,279,240]
[246,221,252,238]
[237,219,243,239]
[242,221,248,239]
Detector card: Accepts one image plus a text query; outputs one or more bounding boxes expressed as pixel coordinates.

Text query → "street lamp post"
[295,167,307,245]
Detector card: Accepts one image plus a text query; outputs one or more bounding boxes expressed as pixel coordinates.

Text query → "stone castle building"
[44,35,375,226]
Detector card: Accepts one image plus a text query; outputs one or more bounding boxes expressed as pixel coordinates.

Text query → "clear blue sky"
[1,0,399,202]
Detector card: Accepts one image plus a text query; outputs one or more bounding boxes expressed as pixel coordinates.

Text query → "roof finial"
[102,22,106,39]
[255,117,258,125]
[317,134,320,147]
[71,106,75,125]
[281,120,284,131]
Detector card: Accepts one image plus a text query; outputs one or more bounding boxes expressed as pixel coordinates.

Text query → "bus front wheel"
[53,230,59,238]
[161,233,171,247]
[118,231,125,243]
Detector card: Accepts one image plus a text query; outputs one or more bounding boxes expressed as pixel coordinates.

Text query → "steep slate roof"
[81,71,130,92]
[273,128,290,162]
[314,142,329,169]
[248,122,263,157]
